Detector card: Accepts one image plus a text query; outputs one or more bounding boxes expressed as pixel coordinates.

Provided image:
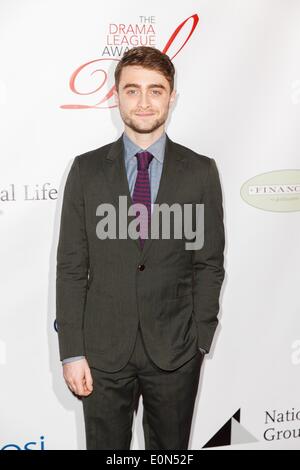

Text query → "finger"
[84,368,93,392]
[67,381,76,394]
[82,382,93,396]
[74,379,85,397]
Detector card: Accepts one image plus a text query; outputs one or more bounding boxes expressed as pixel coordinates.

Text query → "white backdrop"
[1,0,300,450]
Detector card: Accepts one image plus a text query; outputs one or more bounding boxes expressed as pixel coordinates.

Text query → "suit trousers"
[82,323,203,450]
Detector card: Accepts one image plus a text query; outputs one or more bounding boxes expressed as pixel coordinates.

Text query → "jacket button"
[138,264,145,271]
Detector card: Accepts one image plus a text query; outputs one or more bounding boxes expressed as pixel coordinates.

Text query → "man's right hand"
[63,358,93,397]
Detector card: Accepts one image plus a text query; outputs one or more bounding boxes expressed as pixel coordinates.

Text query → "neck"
[124,125,165,149]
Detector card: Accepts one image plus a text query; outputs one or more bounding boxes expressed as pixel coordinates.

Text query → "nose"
[137,91,151,109]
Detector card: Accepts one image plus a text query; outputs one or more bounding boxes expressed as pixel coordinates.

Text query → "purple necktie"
[132,151,154,249]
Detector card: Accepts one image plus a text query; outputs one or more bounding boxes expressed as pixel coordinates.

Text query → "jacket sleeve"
[56,156,89,361]
[192,157,225,353]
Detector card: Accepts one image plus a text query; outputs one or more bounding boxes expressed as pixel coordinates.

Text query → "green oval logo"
[241,170,300,212]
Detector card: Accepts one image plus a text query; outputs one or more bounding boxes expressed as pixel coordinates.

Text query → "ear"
[113,87,119,105]
[169,88,176,105]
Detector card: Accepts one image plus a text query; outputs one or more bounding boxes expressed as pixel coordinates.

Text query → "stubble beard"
[120,108,169,135]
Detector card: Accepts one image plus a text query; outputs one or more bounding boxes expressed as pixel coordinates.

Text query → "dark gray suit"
[56,133,225,449]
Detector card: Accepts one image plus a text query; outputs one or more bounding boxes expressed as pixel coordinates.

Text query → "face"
[113,65,176,134]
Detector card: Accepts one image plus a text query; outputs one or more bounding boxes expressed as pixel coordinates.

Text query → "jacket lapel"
[103,133,187,256]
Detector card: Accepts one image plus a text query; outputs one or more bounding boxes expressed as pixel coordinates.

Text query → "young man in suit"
[56,46,225,449]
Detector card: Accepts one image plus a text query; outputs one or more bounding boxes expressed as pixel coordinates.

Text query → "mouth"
[135,113,155,117]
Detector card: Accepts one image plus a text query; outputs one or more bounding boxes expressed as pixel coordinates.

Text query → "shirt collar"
[122,130,166,164]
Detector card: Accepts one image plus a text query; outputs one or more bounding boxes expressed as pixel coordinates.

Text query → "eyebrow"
[122,83,167,91]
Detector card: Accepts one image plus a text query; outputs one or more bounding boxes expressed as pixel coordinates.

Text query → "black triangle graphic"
[202,409,240,448]
[232,409,240,422]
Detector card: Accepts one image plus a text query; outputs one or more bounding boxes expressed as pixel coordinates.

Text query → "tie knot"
[135,151,154,171]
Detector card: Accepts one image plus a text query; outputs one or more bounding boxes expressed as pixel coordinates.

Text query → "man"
[56,46,225,450]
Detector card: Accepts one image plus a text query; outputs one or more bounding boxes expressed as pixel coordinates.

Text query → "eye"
[152,90,161,95]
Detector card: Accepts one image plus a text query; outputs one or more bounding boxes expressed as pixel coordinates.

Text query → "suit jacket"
[56,134,225,372]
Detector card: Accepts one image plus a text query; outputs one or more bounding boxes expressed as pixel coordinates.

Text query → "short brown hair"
[114,46,175,93]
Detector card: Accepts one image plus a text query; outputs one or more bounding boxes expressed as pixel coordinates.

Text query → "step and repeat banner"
[1,0,299,450]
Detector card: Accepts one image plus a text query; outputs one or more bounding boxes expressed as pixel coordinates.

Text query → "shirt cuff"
[62,356,85,365]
